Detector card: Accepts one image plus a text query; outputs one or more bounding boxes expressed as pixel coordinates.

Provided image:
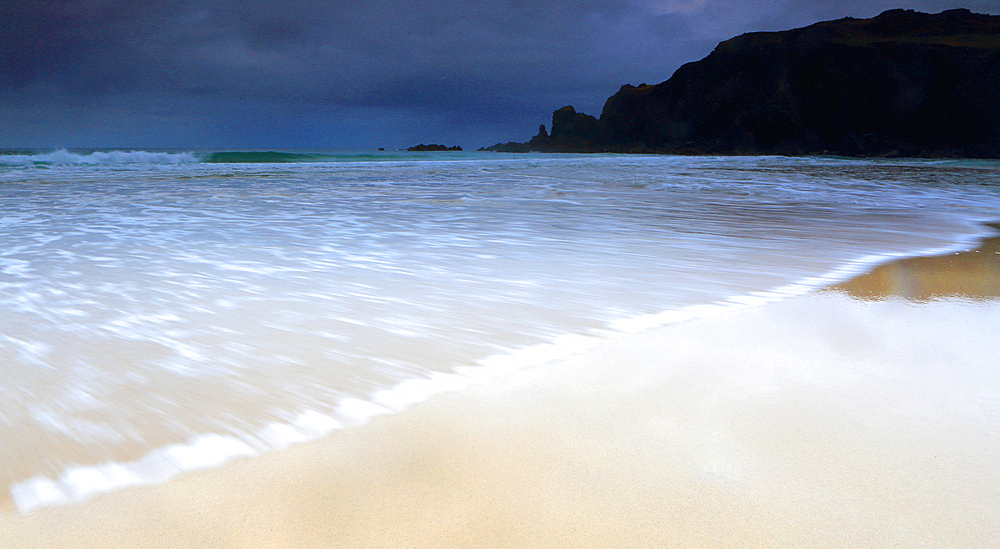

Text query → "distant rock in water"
[480,125,552,152]
[486,9,1000,158]
[407,144,463,151]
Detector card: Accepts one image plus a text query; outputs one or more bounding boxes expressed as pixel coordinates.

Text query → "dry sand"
[2,232,999,548]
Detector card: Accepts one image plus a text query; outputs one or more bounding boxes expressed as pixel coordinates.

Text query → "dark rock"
[483,108,604,152]
[481,125,553,152]
[489,9,1000,157]
[548,106,606,151]
[407,144,463,151]
[480,141,532,152]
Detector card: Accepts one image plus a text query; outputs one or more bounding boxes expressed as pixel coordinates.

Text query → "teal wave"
[0,149,444,168]
[202,151,329,163]
[202,151,420,163]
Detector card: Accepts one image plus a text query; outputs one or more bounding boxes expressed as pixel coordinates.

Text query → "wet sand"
[829,223,1000,300]
[2,231,999,548]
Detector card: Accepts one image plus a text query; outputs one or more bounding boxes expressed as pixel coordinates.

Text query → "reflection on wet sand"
[829,224,1000,300]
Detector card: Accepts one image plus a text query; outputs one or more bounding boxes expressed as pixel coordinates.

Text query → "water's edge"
[8,220,995,516]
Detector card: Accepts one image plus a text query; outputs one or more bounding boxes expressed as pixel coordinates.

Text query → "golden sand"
[830,223,1000,300]
[1,231,998,548]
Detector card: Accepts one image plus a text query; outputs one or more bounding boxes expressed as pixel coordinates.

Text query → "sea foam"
[6,234,989,516]
[0,149,200,167]
[2,154,998,517]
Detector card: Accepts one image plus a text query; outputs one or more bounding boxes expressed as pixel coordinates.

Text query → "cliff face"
[491,9,1000,157]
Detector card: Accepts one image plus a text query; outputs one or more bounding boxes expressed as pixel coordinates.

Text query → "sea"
[1,149,998,516]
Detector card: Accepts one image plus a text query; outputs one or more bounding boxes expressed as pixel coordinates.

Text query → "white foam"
[255,412,344,450]
[336,399,392,422]
[61,464,143,501]
[9,434,256,514]
[608,228,998,336]
[0,149,201,166]
[159,435,257,470]
[476,334,602,372]
[3,227,994,516]
[3,319,620,515]
[291,410,343,435]
[373,373,474,411]
[10,477,66,511]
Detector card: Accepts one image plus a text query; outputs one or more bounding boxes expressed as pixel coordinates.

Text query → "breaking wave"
[200,151,415,162]
[0,149,411,167]
[0,149,201,167]
[202,151,329,163]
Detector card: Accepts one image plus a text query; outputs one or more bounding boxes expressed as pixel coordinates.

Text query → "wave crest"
[0,149,202,167]
[203,151,326,163]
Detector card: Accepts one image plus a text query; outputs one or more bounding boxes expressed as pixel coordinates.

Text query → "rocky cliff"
[486,9,1000,157]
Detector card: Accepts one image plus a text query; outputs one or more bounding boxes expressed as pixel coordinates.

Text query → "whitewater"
[1,149,998,516]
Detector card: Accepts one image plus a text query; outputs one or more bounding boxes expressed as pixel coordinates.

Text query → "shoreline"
[1,228,998,548]
[5,223,985,517]
[827,222,1000,301]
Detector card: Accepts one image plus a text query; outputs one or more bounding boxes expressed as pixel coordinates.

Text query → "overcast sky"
[2,0,998,150]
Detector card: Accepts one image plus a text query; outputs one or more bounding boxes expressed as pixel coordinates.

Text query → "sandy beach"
[5,1,1000,545]
[1,230,998,549]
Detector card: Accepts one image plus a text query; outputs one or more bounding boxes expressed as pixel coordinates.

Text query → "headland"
[485,9,1000,158]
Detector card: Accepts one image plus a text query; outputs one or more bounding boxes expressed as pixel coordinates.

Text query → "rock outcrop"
[408,144,463,151]
[486,9,1000,157]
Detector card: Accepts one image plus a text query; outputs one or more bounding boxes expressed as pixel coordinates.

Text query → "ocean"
[1,149,998,525]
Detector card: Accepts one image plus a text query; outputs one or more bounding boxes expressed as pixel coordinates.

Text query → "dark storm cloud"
[1,0,997,148]
[3,1,629,100]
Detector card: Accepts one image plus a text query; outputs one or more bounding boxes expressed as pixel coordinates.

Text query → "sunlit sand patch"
[828,223,1000,301]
